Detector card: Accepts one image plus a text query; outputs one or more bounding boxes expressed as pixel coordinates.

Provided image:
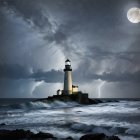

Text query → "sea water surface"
[0,99,140,140]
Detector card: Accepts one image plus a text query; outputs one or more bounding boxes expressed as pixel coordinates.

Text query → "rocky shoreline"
[0,129,120,140]
[36,93,118,105]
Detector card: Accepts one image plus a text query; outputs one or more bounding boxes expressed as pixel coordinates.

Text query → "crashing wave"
[0,100,79,110]
[70,122,127,136]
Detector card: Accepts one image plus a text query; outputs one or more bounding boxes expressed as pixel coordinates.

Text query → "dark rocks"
[66,136,74,139]
[79,133,120,140]
[108,136,120,140]
[0,129,120,140]
[0,129,33,139]
[0,123,6,126]
[0,129,55,139]
[36,93,104,105]
[30,131,54,139]
[80,133,105,140]
[36,91,119,106]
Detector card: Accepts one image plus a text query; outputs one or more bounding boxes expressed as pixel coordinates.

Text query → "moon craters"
[127,7,140,23]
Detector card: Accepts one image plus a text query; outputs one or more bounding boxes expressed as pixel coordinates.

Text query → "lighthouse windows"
[65,59,71,66]
[65,61,71,66]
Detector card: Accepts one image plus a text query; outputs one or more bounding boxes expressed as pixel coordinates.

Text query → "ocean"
[0,98,140,140]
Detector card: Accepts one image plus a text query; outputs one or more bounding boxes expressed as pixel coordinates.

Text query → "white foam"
[126,126,140,136]
[118,135,139,140]
[0,100,140,140]
[92,127,111,136]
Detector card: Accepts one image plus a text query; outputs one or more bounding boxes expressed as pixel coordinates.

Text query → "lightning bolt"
[98,80,105,98]
[31,81,44,94]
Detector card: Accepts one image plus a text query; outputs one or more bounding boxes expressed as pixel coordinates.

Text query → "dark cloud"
[0,0,52,31]
[88,71,140,83]
[85,46,140,63]
[1,63,140,84]
[0,0,140,97]
[73,69,140,83]
[32,69,63,83]
[44,30,67,44]
[0,64,30,79]
[0,64,63,83]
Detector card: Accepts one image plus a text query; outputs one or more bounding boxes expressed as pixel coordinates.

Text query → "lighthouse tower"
[63,59,72,95]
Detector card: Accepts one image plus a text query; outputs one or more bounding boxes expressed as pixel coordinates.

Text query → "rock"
[30,131,54,139]
[79,133,120,140]
[0,129,33,139]
[0,129,55,139]
[108,136,120,140]
[66,136,74,139]
[0,130,120,140]
[0,123,6,126]
[80,133,105,140]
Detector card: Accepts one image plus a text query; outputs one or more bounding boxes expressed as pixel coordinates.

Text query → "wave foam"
[0,100,79,110]
[70,122,127,136]
[125,127,140,136]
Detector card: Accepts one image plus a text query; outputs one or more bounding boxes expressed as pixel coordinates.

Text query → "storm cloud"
[0,0,140,97]
[0,63,140,83]
[0,64,63,82]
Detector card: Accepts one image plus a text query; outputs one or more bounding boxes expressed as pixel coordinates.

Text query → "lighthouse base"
[62,90,72,95]
[36,92,103,105]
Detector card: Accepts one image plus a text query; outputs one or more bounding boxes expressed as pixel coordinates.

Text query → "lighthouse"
[54,59,89,104]
[63,59,73,95]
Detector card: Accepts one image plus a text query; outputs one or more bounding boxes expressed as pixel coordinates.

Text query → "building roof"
[65,59,70,62]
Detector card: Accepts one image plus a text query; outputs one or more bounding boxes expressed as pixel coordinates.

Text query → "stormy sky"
[0,0,140,98]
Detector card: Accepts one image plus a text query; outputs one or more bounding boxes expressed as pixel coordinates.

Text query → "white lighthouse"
[63,59,73,95]
[54,59,88,104]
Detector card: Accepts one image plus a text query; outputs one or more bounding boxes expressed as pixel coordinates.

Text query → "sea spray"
[0,100,140,140]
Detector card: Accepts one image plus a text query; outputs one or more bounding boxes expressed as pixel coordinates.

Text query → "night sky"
[0,0,140,98]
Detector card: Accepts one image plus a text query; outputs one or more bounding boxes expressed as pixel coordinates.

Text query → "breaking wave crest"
[70,122,127,136]
[0,100,79,110]
[0,100,140,140]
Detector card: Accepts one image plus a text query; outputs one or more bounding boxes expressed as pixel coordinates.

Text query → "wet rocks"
[0,123,6,126]
[0,129,120,140]
[65,136,74,139]
[0,129,33,139]
[30,131,55,139]
[79,133,120,140]
[0,129,55,139]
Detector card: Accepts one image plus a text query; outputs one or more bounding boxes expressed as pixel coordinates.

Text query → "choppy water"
[0,99,140,140]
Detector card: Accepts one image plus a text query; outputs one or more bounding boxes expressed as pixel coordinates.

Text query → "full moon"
[127,7,140,23]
